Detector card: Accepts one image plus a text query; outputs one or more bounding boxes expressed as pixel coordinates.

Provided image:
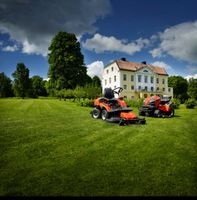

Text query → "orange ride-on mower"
[91,87,146,126]
[139,95,174,118]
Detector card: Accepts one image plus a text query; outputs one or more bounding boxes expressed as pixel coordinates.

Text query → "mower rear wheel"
[169,109,175,117]
[92,108,101,119]
[101,109,108,121]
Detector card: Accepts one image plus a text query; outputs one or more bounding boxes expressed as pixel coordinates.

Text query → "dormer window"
[143,70,148,72]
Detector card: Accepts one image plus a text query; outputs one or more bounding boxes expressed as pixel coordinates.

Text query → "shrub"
[185,99,196,109]
[79,99,94,107]
[125,98,144,108]
[172,98,181,109]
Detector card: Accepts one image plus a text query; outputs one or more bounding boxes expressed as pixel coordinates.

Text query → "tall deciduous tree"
[188,78,197,100]
[168,76,188,103]
[12,63,30,98]
[0,72,13,97]
[30,75,47,97]
[48,32,88,90]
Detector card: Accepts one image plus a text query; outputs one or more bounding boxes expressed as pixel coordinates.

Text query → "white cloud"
[151,61,172,70]
[87,61,104,79]
[2,44,18,52]
[185,74,197,80]
[150,21,197,63]
[186,66,197,74]
[0,0,111,56]
[82,33,150,55]
[149,48,163,58]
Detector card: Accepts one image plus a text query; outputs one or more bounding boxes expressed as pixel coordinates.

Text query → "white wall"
[102,62,121,97]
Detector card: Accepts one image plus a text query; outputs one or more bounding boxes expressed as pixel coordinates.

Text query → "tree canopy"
[168,76,189,103]
[188,78,197,100]
[92,76,101,87]
[0,72,13,97]
[48,31,88,90]
[30,75,47,98]
[12,63,30,98]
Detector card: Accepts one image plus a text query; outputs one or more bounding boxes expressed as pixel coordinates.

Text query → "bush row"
[56,85,102,101]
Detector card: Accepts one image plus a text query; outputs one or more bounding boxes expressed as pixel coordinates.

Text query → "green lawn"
[0,98,197,196]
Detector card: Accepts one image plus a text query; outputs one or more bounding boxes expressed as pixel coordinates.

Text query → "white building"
[102,59,173,99]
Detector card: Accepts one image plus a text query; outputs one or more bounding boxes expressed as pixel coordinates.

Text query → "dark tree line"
[0,63,101,98]
[168,76,197,103]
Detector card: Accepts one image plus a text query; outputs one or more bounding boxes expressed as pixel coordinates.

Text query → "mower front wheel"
[92,108,101,119]
[101,109,108,121]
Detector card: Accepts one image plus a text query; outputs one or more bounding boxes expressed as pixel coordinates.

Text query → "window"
[151,76,154,83]
[143,70,148,72]
[168,88,171,92]
[157,78,159,84]
[138,86,141,90]
[131,85,134,90]
[151,87,154,92]
[138,75,141,82]
[109,77,111,84]
[163,88,165,92]
[124,96,127,99]
[123,85,127,90]
[144,86,148,91]
[105,79,107,85]
[111,67,114,72]
[114,75,116,82]
[123,74,127,81]
[131,75,134,81]
[163,79,165,84]
[131,96,134,99]
[144,76,148,83]
[157,87,159,91]
[106,69,109,74]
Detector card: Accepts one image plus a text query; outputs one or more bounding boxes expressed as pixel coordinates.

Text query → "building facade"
[102,59,173,99]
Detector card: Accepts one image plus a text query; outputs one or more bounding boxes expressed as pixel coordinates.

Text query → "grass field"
[0,98,197,196]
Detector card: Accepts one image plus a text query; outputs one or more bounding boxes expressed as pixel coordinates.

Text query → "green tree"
[92,76,101,87]
[12,63,30,98]
[48,32,87,90]
[30,75,47,97]
[0,72,13,97]
[168,76,189,103]
[188,78,197,100]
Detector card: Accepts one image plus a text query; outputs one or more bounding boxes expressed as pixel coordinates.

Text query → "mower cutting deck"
[91,87,146,126]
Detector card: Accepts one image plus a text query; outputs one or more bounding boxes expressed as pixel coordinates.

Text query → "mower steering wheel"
[112,87,123,95]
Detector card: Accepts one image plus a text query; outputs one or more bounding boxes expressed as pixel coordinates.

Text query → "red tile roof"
[114,60,168,76]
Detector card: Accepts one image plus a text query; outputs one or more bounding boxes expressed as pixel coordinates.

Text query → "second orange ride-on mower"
[91,87,146,126]
[139,95,174,118]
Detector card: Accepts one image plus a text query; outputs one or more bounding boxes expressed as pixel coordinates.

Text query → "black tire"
[145,112,150,117]
[169,109,174,117]
[92,108,101,119]
[139,111,145,116]
[154,109,161,117]
[101,109,108,121]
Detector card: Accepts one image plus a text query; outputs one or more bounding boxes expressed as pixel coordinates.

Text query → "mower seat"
[104,88,114,99]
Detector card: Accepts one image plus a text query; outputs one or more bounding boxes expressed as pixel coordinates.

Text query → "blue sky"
[0,0,197,80]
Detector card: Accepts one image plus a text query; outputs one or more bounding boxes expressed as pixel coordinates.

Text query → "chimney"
[121,57,126,61]
[141,61,146,65]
